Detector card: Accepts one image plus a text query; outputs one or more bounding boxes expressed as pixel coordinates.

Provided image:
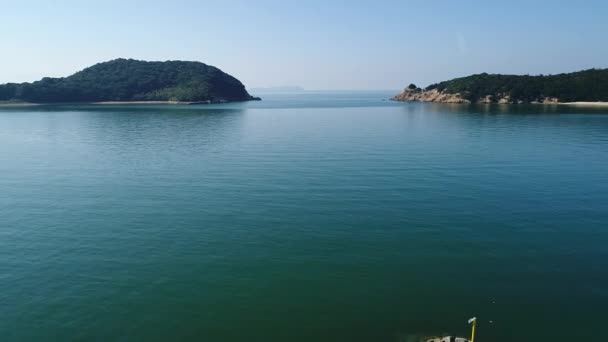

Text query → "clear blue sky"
[2,0,607,90]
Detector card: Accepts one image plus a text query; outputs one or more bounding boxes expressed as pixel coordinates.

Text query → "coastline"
[390,95,608,107]
[93,98,261,105]
[559,102,608,107]
[0,102,39,107]
[93,101,211,105]
[1,99,261,107]
[392,84,608,107]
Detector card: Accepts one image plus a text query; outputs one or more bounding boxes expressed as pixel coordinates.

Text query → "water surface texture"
[1,93,607,341]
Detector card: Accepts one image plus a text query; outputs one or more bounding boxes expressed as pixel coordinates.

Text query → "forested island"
[393,69,608,104]
[0,59,260,104]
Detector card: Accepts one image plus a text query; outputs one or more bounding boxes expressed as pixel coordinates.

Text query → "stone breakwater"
[391,87,561,104]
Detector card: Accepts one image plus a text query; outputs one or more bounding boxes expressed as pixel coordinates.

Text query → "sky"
[1,0,607,90]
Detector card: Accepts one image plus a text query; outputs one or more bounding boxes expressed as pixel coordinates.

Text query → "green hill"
[0,59,260,103]
[394,69,608,104]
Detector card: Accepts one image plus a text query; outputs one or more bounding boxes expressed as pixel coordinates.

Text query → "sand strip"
[559,102,608,107]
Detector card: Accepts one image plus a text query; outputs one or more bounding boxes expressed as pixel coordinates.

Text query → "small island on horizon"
[392,69,608,105]
[249,86,305,93]
[0,59,260,106]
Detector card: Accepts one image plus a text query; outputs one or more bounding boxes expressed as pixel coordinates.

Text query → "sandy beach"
[560,102,608,107]
[0,102,39,107]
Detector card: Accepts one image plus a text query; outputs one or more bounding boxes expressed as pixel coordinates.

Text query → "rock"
[392,88,471,104]
[477,95,494,104]
[425,336,470,342]
[542,97,559,104]
[498,97,512,104]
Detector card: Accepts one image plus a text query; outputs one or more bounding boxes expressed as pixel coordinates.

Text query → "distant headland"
[392,69,608,105]
[250,86,305,93]
[0,59,260,105]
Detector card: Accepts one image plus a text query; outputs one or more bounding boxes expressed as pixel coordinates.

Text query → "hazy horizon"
[2,0,608,90]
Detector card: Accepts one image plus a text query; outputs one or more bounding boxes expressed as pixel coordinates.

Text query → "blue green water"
[1,93,607,341]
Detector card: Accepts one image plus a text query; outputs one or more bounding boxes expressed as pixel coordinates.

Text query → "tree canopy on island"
[425,69,608,103]
[0,59,258,103]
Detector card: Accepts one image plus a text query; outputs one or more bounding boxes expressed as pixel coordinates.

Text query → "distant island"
[0,59,260,105]
[392,69,608,104]
[250,86,305,92]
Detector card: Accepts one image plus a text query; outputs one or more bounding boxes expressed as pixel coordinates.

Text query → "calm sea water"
[1,92,607,342]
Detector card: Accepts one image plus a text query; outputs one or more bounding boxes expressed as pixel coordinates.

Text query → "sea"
[1,91,607,341]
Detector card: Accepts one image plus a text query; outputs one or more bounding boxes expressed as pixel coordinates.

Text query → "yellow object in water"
[468,317,477,342]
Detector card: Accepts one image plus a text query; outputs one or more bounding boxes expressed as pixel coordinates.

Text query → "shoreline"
[559,102,608,107]
[0,102,39,107]
[390,98,608,107]
[3,99,607,108]
[391,88,608,107]
[0,99,261,107]
[94,98,261,104]
[93,101,211,105]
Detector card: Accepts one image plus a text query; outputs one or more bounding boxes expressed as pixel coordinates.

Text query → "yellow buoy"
[468,317,477,342]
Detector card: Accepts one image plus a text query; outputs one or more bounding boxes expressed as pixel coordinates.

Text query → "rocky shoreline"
[392,87,470,103]
[391,68,608,105]
[391,85,562,104]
